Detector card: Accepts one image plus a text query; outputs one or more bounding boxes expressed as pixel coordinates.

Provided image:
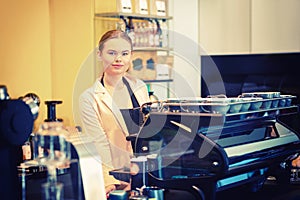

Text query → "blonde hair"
[98,30,133,52]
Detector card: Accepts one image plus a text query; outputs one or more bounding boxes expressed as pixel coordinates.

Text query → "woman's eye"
[108,51,117,56]
[122,52,129,56]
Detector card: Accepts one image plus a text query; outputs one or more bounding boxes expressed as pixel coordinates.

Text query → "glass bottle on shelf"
[116,18,126,32]
[127,17,136,46]
[141,22,148,47]
[161,19,168,48]
[134,22,141,47]
[148,20,155,47]
[154,20,162,47]
[137,22,144,47]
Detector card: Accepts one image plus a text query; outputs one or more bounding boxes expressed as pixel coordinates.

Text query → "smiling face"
[99,37,132,76]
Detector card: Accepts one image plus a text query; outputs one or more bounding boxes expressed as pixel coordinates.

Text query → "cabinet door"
[251,0,300,53]
[199,0,251,54]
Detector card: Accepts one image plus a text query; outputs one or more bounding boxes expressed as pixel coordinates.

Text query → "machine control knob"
[141,146,148,152]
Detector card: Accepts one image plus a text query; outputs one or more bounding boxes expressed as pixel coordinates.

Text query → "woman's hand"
[105,183,130,198]
[292,156,300,168]
[105,184,116,197]
[118,181,131,191]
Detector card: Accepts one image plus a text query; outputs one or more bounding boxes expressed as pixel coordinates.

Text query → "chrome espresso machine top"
[126,93,300,200]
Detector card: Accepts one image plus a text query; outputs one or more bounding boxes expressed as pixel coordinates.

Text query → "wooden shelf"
[95,12,172,20]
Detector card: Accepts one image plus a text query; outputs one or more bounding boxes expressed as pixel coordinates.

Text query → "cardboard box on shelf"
[149,0,168,16]
[95,0,133,14]
[129,51,173,81]
[134,0,149,15]
[157,55,173,79]
[129,51,157,80]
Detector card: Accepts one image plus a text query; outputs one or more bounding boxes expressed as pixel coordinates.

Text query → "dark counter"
[164,180,300,200]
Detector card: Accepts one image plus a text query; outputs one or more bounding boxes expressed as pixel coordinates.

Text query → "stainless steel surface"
[142,95,297,118]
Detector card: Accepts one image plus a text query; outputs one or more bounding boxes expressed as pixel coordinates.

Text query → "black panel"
[201,52,300,103]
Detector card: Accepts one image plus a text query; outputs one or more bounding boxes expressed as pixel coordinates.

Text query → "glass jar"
[33,121,70,200]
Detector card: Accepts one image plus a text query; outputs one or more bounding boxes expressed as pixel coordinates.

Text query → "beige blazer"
[79,74,150,186]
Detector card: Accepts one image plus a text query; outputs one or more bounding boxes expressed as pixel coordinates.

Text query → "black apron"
[120,77,144,135]
[101,77,143,135]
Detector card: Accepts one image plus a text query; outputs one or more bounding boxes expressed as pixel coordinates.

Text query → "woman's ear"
[97,50,102,61]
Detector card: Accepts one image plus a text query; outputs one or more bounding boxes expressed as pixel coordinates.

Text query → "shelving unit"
[93,0,173,98]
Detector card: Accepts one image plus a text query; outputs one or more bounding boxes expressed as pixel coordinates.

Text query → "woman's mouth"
[112,64,124,68]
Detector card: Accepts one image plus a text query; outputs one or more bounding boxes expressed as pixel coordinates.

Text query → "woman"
[79,30,150,194]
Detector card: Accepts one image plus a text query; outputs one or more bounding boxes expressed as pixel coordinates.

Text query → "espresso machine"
[138,95,300,200]
[111,93,300,200]
[19,99,107,200]
[0,85,106,200]
[0,85,39,200]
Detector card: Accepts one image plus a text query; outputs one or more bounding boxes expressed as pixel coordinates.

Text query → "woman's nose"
[115,55,122,62]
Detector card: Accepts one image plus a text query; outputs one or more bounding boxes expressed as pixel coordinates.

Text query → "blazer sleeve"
[79,91,121,186]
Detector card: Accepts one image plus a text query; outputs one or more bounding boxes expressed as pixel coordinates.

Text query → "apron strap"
[122,77,140,108]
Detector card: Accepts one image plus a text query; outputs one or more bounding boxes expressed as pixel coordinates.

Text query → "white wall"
[199,0,300,54]
[251,0,300,53]
[199,0,251,54]
[168,0,200,98]
[155,0,300,99]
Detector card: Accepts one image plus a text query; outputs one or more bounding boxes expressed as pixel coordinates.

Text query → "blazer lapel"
[94,81,129,136]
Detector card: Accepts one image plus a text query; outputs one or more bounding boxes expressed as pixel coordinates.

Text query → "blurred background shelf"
[95,12,172,20]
